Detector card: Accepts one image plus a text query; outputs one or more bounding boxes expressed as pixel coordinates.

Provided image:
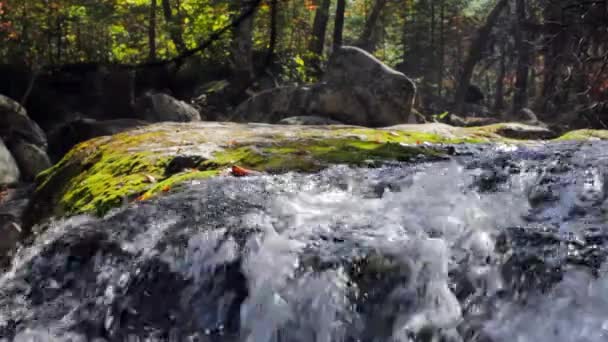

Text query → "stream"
[1,140,608,341]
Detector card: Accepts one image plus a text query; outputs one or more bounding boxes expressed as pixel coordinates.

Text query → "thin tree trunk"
[535,0,564,117]
[402,0,410,63]
[149,0,157,61]
[357,0,388,52]
[430,0,435,70]
[494,44,507,111]
[512,0,531,113]
[161,0,187,53]
[454,0,509,114]
[308,0,331,72]
[264,0,278,68]
[333,0,346,51]
[230,0,257,81]
[438,0,445,97]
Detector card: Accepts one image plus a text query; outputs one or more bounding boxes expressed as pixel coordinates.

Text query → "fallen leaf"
[231,165,257,177]
[136,193,151,202]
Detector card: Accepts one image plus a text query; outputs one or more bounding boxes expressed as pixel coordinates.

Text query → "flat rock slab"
[22,122,607,229]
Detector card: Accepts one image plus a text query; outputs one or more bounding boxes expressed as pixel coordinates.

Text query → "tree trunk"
[357,0,388,52]
[438,0,445,97]
[149,0,157,61]
[494,44,507,112]
[264,0,278,68]
[333,0,346,51]
[454,0,509,114]
[161,0,187,53]
[308,0,331,72]
[512,0,531,114]
[535,0,564,118]
[230,0,257,83]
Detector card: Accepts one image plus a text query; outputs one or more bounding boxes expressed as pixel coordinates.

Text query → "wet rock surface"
[0,139,19,186]
[2,140,608,341]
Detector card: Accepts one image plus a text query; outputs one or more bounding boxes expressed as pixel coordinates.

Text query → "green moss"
[31,131,177,218]
[59,151,171,216]
[332,127,488,144]
[208,138,438,173]
[142,170,221,199]
[28,125,478,222]
[555,129,608,141]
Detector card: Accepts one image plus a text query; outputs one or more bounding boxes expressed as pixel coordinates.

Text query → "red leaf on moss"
[231,165,257,177]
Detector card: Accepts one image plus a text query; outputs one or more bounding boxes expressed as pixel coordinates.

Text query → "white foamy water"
[3,142,608,341]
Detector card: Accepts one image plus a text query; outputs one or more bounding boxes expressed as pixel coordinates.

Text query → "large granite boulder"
[47,117,149,162]
[23,121,570,230]
[0,94,47,148]
[134,92,201,123]
[232,46,417,127]
[9,139,52,181]
[0,138,20,185]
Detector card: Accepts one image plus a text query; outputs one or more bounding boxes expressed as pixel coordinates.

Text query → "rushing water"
[1,141,608,341]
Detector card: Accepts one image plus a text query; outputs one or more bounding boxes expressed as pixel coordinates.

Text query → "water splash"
[2,141,608,341]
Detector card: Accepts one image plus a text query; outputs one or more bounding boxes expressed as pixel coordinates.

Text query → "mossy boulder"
[22,122,608,229]
[554,129,608,141]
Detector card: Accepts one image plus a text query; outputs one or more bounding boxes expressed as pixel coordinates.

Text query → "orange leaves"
[135,193,151,202]
[231,165,258,177]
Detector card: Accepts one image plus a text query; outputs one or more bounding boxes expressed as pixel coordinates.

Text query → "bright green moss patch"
[301,127,483,144]
[142,170,221,199]
[207,138,438,173]
[555,129,608,141]
[59,151,171,216]
[29,133,176,220]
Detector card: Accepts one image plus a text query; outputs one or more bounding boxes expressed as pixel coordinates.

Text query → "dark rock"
[8,139,52,181]
[0,220,21,267]
[515,107,540,124]
[0,138,20,185]
[0,184,33,220]
[460,103,492,118]
[48,118,149,162]
[165,155,208,176]
[278,116,343,125]
[492,123,557,140]
[0,185,33,266]
[232,46,417,127]
[448,115,500,127]
[134,92,201,123]
[0,94,47,148]
[464,85,485,104]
